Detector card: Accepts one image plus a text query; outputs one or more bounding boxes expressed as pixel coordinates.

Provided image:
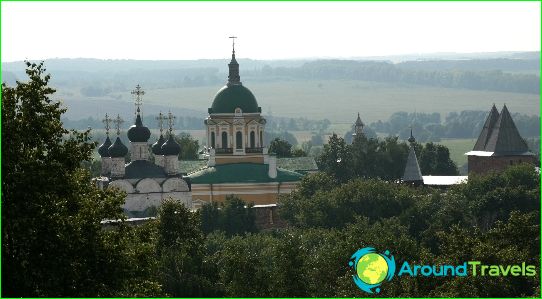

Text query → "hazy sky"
[2,1,540,62]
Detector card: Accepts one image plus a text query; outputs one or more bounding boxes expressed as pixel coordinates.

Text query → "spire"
[227,36,241,86]
[473,104,500,151]
[403,146,423,184]
[484,104,529,153]
[408,126,416,144]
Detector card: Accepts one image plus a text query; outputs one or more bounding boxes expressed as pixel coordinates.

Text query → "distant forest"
[3,55,539,95]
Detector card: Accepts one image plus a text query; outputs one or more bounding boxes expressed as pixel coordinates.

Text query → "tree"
[2,62,159,296]
[418,142,459,175]
[269,137,293,157]
[316,134,353,183]
[200,195,257,236]
[175,132,199,160]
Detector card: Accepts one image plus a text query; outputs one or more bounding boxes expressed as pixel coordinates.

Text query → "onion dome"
[161,134,181,156]
[208,44,261,114]
[152,135,165,155]
[98,136,112,157]
[127,112,151,142]
[108,137,128,158]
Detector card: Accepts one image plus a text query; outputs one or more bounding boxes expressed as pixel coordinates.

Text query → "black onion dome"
[108,137,128,158]
[161,134,181,156]
[98,136,112,157]
[127,114,151,142]
[152,135,165,155]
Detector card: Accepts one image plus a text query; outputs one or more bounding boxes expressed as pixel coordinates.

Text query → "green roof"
[209,84,261,114]
[277,157,318,172]
[188,163,303,184]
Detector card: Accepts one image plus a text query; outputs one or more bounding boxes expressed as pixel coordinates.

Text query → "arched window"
[221,132,228,149]
[210,132,215,148]
[260,131,263,146]
[236,131,243,149]
[250,131,255,148]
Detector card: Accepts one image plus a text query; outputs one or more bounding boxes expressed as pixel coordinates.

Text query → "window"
[260,131,263,146]
[250,131,255,148]
[221,132,228,149]
[236,131,243,149]
[210,132,215,148]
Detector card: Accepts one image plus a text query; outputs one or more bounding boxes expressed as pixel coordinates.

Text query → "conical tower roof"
[484,105,529,154]
[403,146,423,183]
[473,104,500,151]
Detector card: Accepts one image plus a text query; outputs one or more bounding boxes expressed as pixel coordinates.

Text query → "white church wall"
[109,179,134,193]
[162,177,189,192]
[136,178,162,193]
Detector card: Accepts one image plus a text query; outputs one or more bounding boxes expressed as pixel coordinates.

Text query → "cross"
[113,114,124,136]
[155,111,166,135]
[167,111,176,135]
[131,84,145,116]
[102,113,112,136]
[229,36,237,53]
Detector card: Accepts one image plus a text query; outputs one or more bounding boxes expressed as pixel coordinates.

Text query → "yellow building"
[188,44,305,205]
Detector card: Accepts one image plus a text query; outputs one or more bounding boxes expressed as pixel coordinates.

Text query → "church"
[188,41,305,205]
[95,86,192,216]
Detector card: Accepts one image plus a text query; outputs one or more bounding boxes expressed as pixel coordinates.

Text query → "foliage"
[1,62,160,296]
[174,132,199,160]
[200,195,257,236]
[269,137,293,157]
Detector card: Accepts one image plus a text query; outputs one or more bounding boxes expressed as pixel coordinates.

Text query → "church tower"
[352,112,365,142]
[108,114,128,178]
[204,37,267,165]
[127,85,151,161]
[98,113,112,176]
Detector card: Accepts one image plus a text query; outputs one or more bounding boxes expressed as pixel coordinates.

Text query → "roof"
[209,84,261,114]
[473,105,500,151]
[108,136,128,158]
[127,113,151,142]
[188,162,304,184]
[181,160,208,174]
[403,146,423,182]
[471,105,532,155]
[484,105,530,154]
[124,160,167,179]
[422,176,468,185]
[98,136,112,157]
[277,157,319,172]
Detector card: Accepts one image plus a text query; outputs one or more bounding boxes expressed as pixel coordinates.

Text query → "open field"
[59,79,539,123]
[435,138,476,168]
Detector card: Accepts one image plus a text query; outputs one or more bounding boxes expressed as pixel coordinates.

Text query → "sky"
[1,1,540,62]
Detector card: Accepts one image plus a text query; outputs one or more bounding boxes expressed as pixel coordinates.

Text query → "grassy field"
[435,138,476,168]
[60,79,539,123]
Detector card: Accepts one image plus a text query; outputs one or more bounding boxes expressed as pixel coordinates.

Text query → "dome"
[108,137,128,158]
[209,84,261,114]
[161,134,181,156]
[127,114,151,142]
[152,135,165,155]
[98,136,112,157]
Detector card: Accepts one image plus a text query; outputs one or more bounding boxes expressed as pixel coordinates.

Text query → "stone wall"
[468,155,536,175]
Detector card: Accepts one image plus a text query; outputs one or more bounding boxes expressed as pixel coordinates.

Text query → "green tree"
[2,62,159,296]
[418,142,459,175]
[269,137,293,157]
[200,195,257,236]
[175,132,199,160]
[316,133,353,183]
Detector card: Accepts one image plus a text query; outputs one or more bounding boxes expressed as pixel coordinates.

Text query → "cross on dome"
[113,114,124,136]
[102,113,112,136]
[131,84,145,116]
[156,111,167,135]
[167,111,176,135]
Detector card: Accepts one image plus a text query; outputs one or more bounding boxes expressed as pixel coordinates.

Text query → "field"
[59,79,539,123]
[435,138,476,168]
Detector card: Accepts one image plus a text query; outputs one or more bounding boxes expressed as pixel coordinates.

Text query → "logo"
[348,247,395,294]
[349,247,537,294]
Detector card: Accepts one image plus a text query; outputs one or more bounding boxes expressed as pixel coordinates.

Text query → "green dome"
[209,84,261,114]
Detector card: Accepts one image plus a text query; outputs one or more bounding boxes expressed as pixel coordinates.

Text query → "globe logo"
[348,247,395,294]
